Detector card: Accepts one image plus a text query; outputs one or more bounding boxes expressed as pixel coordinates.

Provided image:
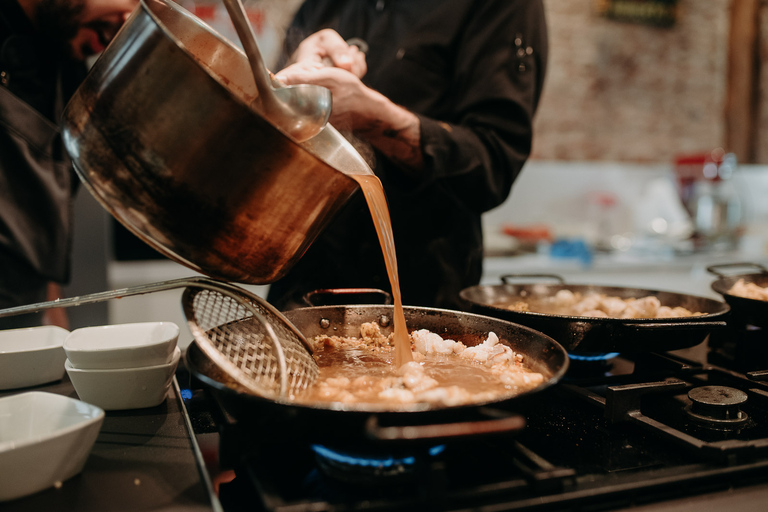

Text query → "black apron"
[0,83,74,328]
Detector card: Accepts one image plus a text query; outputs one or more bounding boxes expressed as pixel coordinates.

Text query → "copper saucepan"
[62,0,372,284]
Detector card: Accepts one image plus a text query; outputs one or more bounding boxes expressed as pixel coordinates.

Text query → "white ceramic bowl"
[64,321,179,370]
[0,326,69,390]
[65,346,180,410]
[0,391,104,501]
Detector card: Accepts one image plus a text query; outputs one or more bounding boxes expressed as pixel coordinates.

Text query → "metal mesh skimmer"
[181,283,318,399]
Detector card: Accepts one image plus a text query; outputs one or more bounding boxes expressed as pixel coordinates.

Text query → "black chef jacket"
[0,1,84,326]
[267,0,547,311]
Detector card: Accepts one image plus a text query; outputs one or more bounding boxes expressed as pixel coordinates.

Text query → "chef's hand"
[285,29,367,78]
[275,63,423,171]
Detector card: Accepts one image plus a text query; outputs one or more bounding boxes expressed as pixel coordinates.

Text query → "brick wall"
[758,5,768,163]
[245,0,765,164]
[531,0,732,163]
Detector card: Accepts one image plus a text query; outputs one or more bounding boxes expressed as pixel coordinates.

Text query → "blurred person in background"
[0,0,137,328]
[267,0,548,311]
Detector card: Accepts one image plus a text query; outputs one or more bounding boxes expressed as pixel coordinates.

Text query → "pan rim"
[459,282,730,322]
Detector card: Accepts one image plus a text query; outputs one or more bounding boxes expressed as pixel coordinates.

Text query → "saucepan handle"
[320,38,369,67]
[500,274,565,285]
[618,320,728,334]
[612,320,728,352]
[706,262,768,278]
[302,288,392,306]
[365,407,526,442]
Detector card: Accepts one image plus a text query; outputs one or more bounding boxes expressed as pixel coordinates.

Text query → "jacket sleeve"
[282,0,548,215]
[412,0,548,214]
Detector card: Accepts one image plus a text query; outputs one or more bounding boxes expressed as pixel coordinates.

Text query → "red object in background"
[501,223,553,243]
[674,148,725,181]
[246,9,264,34]
[193,4,215,20]
[674,148,726,214]
[191,3,264,35]
[588,191,617,208]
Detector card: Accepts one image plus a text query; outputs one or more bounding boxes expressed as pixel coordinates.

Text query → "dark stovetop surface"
[176,331,768,512]
[6,323,767,511]
[1,374,216,512]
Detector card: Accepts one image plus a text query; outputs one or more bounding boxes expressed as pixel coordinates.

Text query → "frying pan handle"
[706,262,768,277]
[617,320,728,336]
[364,407,525,442]
[500,274,565,285]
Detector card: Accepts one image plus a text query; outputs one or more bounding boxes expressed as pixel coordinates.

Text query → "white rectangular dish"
[0,326,69,390]
[0,391,104,501]
[66,346,180,410]
[64,321,179,370]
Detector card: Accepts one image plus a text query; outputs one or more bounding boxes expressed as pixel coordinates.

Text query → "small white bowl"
[65,346,180,410]
[0,326,69,390]
[0,391,104,501]
[64,321,179,370]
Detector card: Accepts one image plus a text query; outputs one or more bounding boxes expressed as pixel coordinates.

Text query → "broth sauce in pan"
[298,351,508,405]
[293,327,545,407]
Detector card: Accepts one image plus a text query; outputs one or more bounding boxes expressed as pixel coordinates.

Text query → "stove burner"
[185,344,768,512]
[310,444,446,484]
[568,352,620,361]
[685,385,749,431]
[565,352,619,379]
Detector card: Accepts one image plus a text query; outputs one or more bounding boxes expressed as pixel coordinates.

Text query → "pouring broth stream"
[351,174,413,367]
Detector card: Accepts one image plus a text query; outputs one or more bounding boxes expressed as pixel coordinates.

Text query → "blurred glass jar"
[688,152,744,251]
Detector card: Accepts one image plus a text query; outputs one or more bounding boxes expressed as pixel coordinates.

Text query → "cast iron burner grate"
[559,351,768,463]
[183,348,768,512]
[708,322,768,374]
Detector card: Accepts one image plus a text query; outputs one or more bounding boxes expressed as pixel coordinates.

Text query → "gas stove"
[179,323,768,512]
